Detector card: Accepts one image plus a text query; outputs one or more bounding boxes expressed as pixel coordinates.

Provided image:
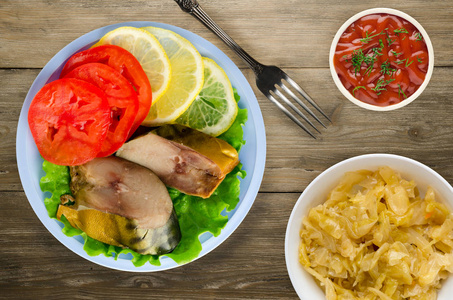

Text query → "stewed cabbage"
[299,166,453,300]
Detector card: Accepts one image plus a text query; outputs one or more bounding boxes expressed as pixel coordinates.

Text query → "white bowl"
[329,8,435,111]
[16,21,266,272]
[285,153,453,299]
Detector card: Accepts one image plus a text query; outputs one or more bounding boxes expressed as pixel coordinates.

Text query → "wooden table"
[1,0,452,298]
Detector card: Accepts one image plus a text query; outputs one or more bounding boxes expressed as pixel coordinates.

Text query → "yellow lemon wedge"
[141,26,204,126]
[175,57,238,136]
[93,26,171,104]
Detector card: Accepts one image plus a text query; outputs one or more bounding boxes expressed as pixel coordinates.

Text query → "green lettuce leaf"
[39,89,247,267]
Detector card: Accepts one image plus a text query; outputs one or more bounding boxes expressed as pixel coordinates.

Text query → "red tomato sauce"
[333,14,429,106]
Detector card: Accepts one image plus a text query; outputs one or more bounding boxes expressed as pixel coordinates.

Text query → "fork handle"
[174,0,263,74]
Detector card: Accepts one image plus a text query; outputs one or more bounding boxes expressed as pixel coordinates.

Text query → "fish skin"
[116,125,239,199]
[69,156,173,229]
[57,156,181,255]
[57,205,181,255]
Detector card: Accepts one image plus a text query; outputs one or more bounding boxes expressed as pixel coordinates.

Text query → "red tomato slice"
[64,63,139,157]
[28,78,111,166]
[60,45,152,136]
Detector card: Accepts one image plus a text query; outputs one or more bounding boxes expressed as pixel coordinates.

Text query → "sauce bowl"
[329,8,434,111]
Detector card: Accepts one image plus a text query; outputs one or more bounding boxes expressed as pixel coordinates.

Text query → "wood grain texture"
[1,0,453,68]
[0,192,298,299]
[1,0,453,299]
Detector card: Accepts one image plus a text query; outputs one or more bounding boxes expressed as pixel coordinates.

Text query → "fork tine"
[273,89,321,133]
[279,82,327,129]
[284,75,332,123]
[265,93,316,139]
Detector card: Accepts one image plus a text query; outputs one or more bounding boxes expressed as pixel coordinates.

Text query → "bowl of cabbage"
[285,153,453,300]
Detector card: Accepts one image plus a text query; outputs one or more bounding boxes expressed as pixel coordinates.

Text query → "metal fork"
[174,0,331,138]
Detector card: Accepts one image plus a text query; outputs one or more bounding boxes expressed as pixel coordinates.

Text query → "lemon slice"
[175,57,238,136]
[94,26,171,104]
[141,26,204,125]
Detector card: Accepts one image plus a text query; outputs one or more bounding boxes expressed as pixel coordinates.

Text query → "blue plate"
[16,21,266,272]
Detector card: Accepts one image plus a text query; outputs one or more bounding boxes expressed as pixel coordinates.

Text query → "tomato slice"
[60,45,152,136]
[64,63,139,157]
[28,78,111,166]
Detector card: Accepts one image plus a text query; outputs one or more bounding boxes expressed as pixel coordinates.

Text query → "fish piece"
[69,156,173,229]
[152,125,239,174]
[57,156,180,255]
[116,125,239,198]
[57,205,180,255]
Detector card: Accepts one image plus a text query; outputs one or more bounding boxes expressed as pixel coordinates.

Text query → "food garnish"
[63,63,139,157]
[60,44,153,136]
[299,167,453,299]
[371,78,395,95]
[57,156,181,255]
[93,27,171,105]
[116,125,239,199]
[175,57,238,137]
[359,30,385,44]
[28,78,111,166]
[333,14,429,106]
[141,26,205,125]
[352,86,366,96]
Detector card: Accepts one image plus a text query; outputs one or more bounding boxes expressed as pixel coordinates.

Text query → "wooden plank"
[2,0,453,298]
[1,0,452,69]
[250,66,453,192]
[0,69,38,191]
[5,66,453,193]
[0,191,299,299]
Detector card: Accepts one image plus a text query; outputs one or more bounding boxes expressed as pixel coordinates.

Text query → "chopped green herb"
[351,40,385,76]
[394,28,409,36]
[360,30,385,44]
[402,36,406,41]
[417,57,423,63]
[391,50,402,57]
[365,64,374,76]
[370,39,385,57]
[351,49,364,75]
[405,59,413,67]
[385,31,395,46]
[387,37,395,46]
[380,60,397,76]
[415,32,423,41]
[352,86,366,96]
[372,46,383,57]
[396,59,406,65]
[372,78,395,93]
[379,39,385,49]
[351,49,377,76]
[398,84,407,99]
